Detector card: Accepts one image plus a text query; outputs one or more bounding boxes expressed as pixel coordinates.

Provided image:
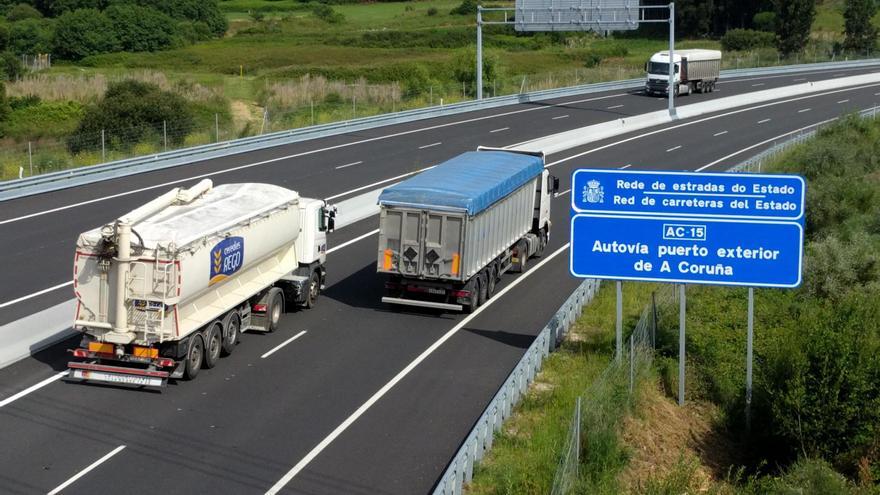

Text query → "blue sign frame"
[571,169,806,222]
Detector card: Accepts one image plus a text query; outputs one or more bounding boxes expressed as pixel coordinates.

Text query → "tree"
[69,79,194,153]
[6,3,42,21]
[36,0,107,16]
[9,18,54,54]
[676,0,715,37]
[53,8,118,60]
[774,0,816,57]
[105,4,177,52]
[129,0,227,37]
[0,50,23,80]
[843,0,878,54]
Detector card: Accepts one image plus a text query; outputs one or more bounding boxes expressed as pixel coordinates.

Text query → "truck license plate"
[426,288,445,295]
[71,369,163,387]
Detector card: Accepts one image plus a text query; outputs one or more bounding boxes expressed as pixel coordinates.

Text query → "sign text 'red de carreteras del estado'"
[569,169,806,288]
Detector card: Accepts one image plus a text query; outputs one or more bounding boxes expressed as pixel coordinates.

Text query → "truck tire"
[512,240,528,273]
[221,312,241,356]
[267,288,284,331]
[184,334,204,380]
[486,267,496,299]
[466,278,481,314]
[304,272,320,309]
[203,322,222,369]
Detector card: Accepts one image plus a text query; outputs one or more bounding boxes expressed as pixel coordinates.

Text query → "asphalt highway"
[0,64,879,494]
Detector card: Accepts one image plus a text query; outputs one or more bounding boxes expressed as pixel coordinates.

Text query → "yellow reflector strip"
[132,346,159,359]
[452,253,460,276]
[88,342,113,354]
[383,249,393,270]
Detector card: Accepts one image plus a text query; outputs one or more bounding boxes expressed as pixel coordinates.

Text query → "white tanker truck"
[67,180,336,388]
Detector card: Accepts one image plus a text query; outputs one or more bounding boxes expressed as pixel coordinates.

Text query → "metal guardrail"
[432,278,600,495]
[2,58,880,202]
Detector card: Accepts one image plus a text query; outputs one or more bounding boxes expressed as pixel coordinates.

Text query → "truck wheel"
[466,278,481,314]
[203,322,222,369]
[674,84,680,97]
[536,230,547,257]
[486,268,496,299]
[184,334,204,380]
[267,288,284,331]
[221,312,240,356]
[513,240,528,273]
[304,272,320,309]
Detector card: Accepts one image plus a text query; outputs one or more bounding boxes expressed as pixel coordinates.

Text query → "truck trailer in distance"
[376,148,558,312]
[645,49,721,96]
[68,180,336,388]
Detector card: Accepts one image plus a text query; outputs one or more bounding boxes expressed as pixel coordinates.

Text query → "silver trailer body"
[377,176,537,282]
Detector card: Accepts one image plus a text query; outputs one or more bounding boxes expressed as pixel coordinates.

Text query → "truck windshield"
[648,62,678,75]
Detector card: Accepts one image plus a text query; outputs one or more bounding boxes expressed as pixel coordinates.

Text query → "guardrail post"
[215,113,220,143]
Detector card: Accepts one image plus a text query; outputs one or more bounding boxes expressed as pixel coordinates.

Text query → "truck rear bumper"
[381,297,463,311]
[66,362,168,388]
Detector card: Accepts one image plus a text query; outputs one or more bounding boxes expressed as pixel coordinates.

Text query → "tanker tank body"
[68,179,336,388]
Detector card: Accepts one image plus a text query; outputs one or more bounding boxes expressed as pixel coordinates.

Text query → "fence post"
[629,335,634,394]
[28,141,33,176]
[430,86,433,106]
[163,120,167,152]
[651,291,658,349]
[215,113,220,142]
[353,96,356,120]
[310,100,315,126]
[101,129,105,162]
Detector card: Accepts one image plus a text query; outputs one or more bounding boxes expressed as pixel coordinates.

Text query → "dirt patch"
[230,100,261,129]
[618,382,740,493]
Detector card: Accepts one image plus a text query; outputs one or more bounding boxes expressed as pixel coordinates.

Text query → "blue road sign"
[572,169,805,222]
[569,214,804,288]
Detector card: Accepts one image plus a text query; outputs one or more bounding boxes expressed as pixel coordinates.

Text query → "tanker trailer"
[68,179,336,388]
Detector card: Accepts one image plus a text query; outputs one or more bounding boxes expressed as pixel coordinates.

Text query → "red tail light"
[451,290,471,298]
[157,358,175,368]
[253,303,268,312]
[73,349,88,358]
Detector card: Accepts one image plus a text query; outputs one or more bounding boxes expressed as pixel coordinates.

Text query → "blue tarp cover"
[378,151,544,216]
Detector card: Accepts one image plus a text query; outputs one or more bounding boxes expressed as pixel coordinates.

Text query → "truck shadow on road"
[462,327,536,349]
[29,333,80,373]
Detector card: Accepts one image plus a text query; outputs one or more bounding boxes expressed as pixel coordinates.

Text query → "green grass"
[467,282,658,495]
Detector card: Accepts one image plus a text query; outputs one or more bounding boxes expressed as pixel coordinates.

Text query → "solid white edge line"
[0,371,66,408]
[335,161,363,170]
[0,281,72,309]
[696,115,842,171]
[327,229,379,254]
[47,445,126,495]
[261,331,308,359]
[418,142,442,149]
[264,243,571,495]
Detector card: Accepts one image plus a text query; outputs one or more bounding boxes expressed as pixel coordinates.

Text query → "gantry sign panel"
[513,0,641,32]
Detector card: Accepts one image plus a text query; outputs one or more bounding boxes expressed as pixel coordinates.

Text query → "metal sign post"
[668,2,676,118]
[746,287,754,429]
[476,6,483,100]
[679,283,685,405]
[616,281,623,360]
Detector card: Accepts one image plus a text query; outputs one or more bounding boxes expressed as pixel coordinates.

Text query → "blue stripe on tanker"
[377,151,544,216]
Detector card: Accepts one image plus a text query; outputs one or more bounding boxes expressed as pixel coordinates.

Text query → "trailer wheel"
[304,272,320,309]
[267,288,284,331]
[184,335,204,380]
[221,312,241,356]
[486,268,496,299]
[203,322,222,369]
[465,278,481,314]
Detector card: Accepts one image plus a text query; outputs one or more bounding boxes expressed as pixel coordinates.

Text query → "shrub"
[6,3,41,21]
[9,18,53,54]
[721,28,776,52]
[312,4,343,23]
[53,9,119,60]
[69,79,194,153]
[0,50,22,80]
[450,0,476,16]
[105,4,177,52]
[137,0,227,37]
[752,11,776,32]
[427,7,438,16]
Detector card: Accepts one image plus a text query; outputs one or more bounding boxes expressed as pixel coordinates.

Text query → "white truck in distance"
[68,180,336,388]
[645,49,722,96]
[376,148,558,312]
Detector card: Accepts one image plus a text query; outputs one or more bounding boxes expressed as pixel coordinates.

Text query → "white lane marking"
[335,161,363,170]
[264,243,571,494]
[758,118,772,124]
[261,331,308,359]
[47,445,126,495]
[0,93,629,226]
[554,188,571,198]
[545,82,880,169]
[607,104,625,109]
[418,142,442,149]
[714,131,729,136]
[696,115,841,172]
[875,92,880,96]
[798,108,812,113]
[0,371,66,408]
[752,83,765,87]
[0,282,71,309]
[490,127,510,133]
[666,145,682,152]
[552,115,570,120]
[619,164,632,169]
[834,73,846,77]
[837,99,850,104]
[327,229,379,254]
[325,168,432,202]
[793,78,807,82]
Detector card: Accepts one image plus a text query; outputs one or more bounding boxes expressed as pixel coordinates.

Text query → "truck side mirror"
[326,206,337,233]
[552,176,560,194]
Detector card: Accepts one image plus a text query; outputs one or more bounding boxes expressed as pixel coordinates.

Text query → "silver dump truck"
[68,180,336,388]
[376,148,558,312]
[645,49,722,96]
